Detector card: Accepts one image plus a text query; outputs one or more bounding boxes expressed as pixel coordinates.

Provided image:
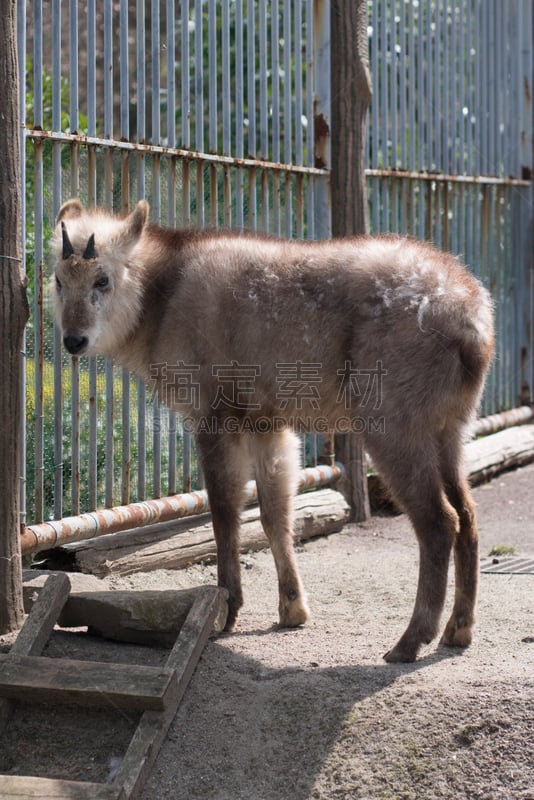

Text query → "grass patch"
[488,544,516,557]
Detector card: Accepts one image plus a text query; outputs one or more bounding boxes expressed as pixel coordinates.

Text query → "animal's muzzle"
[63,334,89,355]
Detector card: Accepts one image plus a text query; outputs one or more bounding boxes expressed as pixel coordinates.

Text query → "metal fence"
[366,0,533,420]
[19,0,533,532]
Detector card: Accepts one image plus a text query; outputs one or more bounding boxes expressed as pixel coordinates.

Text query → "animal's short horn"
[61,222,74,260]
[83,233,96,260]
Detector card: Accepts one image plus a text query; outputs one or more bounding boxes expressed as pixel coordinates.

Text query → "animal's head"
[52,199,149,356]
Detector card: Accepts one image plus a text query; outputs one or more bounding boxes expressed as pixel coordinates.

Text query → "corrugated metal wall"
[19,0,533,527]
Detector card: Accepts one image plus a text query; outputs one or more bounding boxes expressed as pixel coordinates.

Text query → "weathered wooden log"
[68,488,350,578]
[22,585,228,647]
[464,424,534,485]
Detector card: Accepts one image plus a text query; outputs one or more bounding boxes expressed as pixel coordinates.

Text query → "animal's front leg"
[253,430,309,628]
[195,431,249,631]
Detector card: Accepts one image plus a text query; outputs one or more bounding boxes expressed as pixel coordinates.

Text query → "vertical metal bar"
[448,0,462,174]
[193,0,204,226]
[182,160,191,224]
[370,0,379,230]
[283,0,292,235]
[399,0,407,169]
[261,169,269,232]
[167,0,176,151]
[235,0,244,227]
[434,1,442,173]
[50,0,63,521]
[271,0,280,163]
[166,0,178,496]
[390,5,397,168]
[272,0,281,235]
[103,0,114,204]
[305,0,315,239]
[425,1,433,169]
[407,1,415,171]
[222,0,231,156]
[120,0,129,141]
[168,406,177,496]
[151,0,163,492]
[194,0,204,154]
[153,397,162,498]
[248,167,257,230]
[136,0,147,503]
[181,0,191,149]
[70,357,80,515]
[294,0,303,168]
[68,0,81,513]
[102,0,114,507]
[313,0,330,239]
[88,360,98,510]
[105,359,114,507]
[121,367,130,505]
[152,0,161,147]
[87,0,98,511]
[182,419,192,493]
[208,0,218,153]
[417,0,424,169]
[31,0,45,523]
[247,0,256,157]
[119,0,131,507]
[259,0,268,159]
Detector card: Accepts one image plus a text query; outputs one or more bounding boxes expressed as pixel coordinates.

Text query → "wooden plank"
[112,586,227,799]
[0,775,121,799]
[0,654,178,712]
[0,573,71,734]
[12,573,71,656]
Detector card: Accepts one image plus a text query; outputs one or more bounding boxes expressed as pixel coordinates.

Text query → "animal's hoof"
[223,609,239,633]
[278,595,310,628]
[440,620,473,648]
[383,645,417,663]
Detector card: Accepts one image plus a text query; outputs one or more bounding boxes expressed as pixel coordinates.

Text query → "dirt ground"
[1,463,533,799]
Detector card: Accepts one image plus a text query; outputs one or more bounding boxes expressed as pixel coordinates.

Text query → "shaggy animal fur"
[53,199,494,662]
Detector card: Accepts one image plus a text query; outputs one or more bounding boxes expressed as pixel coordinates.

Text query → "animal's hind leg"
[195,431,249,632]
[438,431,479,649]
[251,430,309,627]
[366,434,458,662]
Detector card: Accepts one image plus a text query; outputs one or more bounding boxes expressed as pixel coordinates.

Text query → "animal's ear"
[119,200,149,253]
[56,199,84,225]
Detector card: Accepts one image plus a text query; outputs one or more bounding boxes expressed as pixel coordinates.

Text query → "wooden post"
[0,0,29,632]
[330,0,372,521]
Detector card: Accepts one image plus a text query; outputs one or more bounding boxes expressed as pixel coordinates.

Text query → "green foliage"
[24,358,199,523]
[488,545,516,557]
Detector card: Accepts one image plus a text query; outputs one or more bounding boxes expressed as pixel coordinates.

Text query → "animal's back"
[147,230,493,426]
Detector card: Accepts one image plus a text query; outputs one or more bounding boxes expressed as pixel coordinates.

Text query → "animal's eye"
[55,275,62,291]
[93,275,109,290]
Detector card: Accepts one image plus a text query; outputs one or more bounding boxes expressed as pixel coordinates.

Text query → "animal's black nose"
[63,334,88,355]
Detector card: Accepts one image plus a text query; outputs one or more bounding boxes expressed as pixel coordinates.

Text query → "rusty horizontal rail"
[20,463,344,556]
[24,128,329,177]
[471,405,534,437]
[366,168,531,187]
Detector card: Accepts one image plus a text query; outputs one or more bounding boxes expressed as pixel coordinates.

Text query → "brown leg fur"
[438,430,479,649]
[251,430,309,627]
[366,432,458,662]
[195,431,249,631]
